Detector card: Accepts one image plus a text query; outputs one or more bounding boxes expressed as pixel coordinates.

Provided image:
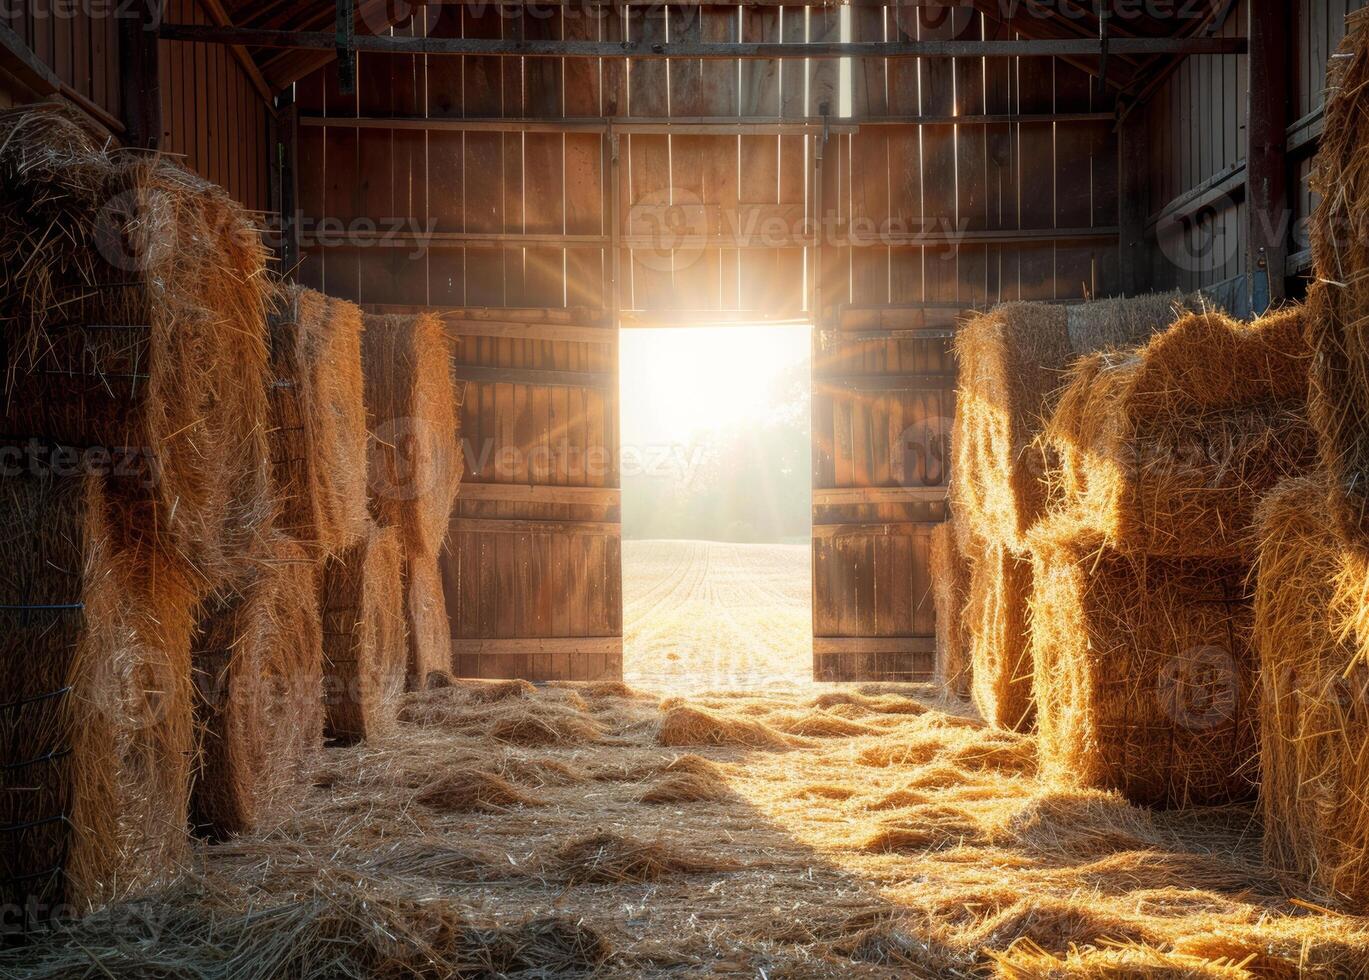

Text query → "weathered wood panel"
[443,308,623,682]
[158,0,272,212]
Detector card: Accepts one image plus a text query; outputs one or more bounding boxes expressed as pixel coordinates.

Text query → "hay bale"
[0,107,272,592]
[1044,307,1315,559]
[361,313,462,557]
[321,524,407,744]
[952,293,1198,553]
[1255,478,1369,911]
[1029,534,1257,808]
[965,544,1034,731]
[0,471,198,921]
[1309,10,1369,547]
[267,285,369,555]
[930,520,972,700]
[404,553,453,691]
[190,538,324,840]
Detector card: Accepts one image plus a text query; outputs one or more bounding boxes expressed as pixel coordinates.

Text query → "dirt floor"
[8,543,1369,977]
[624,540,812,692]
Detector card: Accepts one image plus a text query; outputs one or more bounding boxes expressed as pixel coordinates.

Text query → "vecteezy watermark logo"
[628,187,708,275]
[1157,644,1240,732]
[0,440,160,489]
[286,215,441,262]
[462,437,708,487]
[0,1,164,28]
[895,415,954,489]
[94,188,178,274]
[370,417,443,503]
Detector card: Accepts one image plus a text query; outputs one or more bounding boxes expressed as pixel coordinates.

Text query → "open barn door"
[443,308,623,682]
[808,4,957,682]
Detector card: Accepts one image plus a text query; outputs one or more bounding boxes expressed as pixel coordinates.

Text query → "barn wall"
[2,0,122,124]
[159,0,273,212]
[288,2,1126,683]
[293,3,1118,317]
[1142,0,1364,309]
[0,2,271,213]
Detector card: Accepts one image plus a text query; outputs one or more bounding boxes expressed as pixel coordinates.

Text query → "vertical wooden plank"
[1248,0,1291,311]
[739,5,780,312]
[887,3,923,308]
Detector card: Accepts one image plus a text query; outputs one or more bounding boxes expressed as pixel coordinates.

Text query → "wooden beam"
[458,484,621,507]
[813,488,948,506]
[1118,109,1152,295]
[298,112,1114,134]
[812,522,940,538]
[449,518,621,536]
[1247,0,1292,312]
[0,22,60,98]
[450,638,622,656]
[441,320,617,344]
[300,229,612,248]
[158,25,1249,60]
[278,93,300,274]
[119,1,161,150]
[816,374,956,393]
[1146,159,1246,230]
[369,305,605,325]
[813,636,936,655]
[197,0,274,104]
[456,366,615,390]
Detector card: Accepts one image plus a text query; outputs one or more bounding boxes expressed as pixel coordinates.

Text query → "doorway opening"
[619,324,813,693]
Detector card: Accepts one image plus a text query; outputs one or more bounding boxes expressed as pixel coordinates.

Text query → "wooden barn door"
[810,314,955,683]
[809,3,956,684]
[444,309,623,682]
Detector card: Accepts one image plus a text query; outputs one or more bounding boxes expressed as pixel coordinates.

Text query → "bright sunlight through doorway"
[619,325,814,693]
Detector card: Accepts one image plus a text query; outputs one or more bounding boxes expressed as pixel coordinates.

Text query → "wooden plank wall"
[295,4,613,312]
[444,308,623,682]
[1143,0,1365,308]
[287,2,1126,685]
[293,5,623,681]
[159,0,272,212]
[0,2,271,212]
[2,0,121,122]
[812,3,1117,682]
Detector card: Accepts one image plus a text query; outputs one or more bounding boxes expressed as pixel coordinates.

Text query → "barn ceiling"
[212,0,1241,99]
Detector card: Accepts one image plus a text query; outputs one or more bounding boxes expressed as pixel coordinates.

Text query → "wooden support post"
[1247,0,1291,313]
[119,0,162,150]
[277,91,300,275]
[1118,108,1152,295]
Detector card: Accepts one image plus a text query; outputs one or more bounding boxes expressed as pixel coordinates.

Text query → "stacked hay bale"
[190,286,371,837]
[321,524,407,743]
[1254,479,1369,910]
[929,520,971,701]
[1033,307,1314,807]
[0,472,200,919]
[266,286,370,556]
[1309,8,1369,552]
[361,313,463,690]
[190,538,325,839]
[951,293,1198,728]
[0,108,272,915]
[1256,9,1369,910]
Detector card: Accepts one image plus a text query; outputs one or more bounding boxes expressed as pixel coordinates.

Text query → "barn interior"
[4,1,1369,976]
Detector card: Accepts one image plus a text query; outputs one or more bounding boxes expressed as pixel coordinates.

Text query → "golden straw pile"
[929,520,971,701]
[1251,8,1369,912]
[361,313,462,690]
[0,107,465,925]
